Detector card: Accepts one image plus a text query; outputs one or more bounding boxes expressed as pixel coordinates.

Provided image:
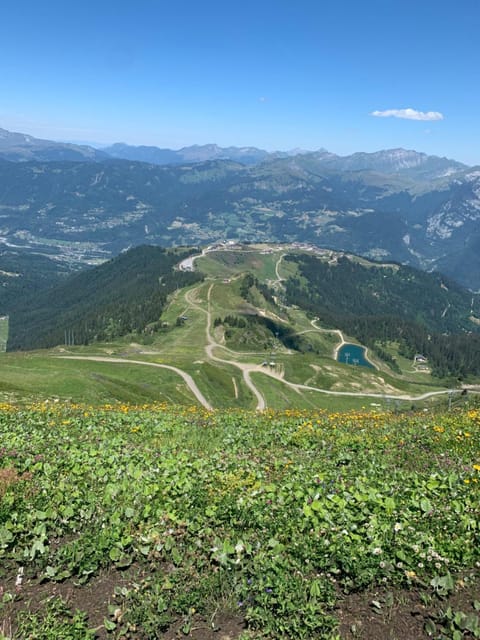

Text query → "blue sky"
[1,0,479,163]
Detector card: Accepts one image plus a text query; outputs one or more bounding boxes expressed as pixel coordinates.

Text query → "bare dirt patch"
[3,568,479,639]
[337,574,480,640]
[160,612,246,640]
[3,566,143,639]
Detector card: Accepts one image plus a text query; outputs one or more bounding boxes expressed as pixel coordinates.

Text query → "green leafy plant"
[426,604,480,639]
[15,597,95,640]
[0,402,479,637]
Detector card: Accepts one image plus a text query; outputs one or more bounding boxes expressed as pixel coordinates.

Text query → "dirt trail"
[188,283,267,410]
[274,254,285,283]
[55,355,212,410]
[309,318,346,358]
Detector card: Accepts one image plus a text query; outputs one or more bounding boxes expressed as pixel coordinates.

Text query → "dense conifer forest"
[284,254,480,379]
[7,246,202,350]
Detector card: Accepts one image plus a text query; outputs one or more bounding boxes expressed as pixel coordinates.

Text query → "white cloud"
[371,108,444,121]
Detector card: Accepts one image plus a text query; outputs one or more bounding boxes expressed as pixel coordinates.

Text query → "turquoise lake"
[337,343,374,368]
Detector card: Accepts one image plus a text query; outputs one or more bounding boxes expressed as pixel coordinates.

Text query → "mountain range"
[0,126,479,292]
[0,128,303,165]
[0,126,465,173]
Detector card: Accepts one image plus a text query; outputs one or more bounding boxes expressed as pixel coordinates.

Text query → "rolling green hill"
[1,243,479,410]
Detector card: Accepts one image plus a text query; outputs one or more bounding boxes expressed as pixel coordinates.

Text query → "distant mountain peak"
[285,146,468,179]
[0,126,107,162]
[102,141,277,166]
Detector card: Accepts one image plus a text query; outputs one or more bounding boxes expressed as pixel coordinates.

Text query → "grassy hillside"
[0,403,478,638]
[0,351,203,406]
[1,244,479,411]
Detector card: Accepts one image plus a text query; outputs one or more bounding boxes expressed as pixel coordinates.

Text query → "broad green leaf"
[104,618,117,631]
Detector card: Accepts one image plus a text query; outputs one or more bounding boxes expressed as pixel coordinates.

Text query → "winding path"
[309,318,346,359]
[187,283,267,410]
[274,254,285,283]
[55,355,213,410]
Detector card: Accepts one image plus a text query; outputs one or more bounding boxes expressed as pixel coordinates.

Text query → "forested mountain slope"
[284,253,480,378]
[7,245,202,350]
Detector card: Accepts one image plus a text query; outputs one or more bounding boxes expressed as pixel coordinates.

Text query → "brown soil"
[2,566,138,639]
[338,573,480,640]
[2,568,479,639]
[159,613,246,640]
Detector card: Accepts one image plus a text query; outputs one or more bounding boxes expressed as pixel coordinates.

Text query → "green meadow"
[0,403,479,638]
